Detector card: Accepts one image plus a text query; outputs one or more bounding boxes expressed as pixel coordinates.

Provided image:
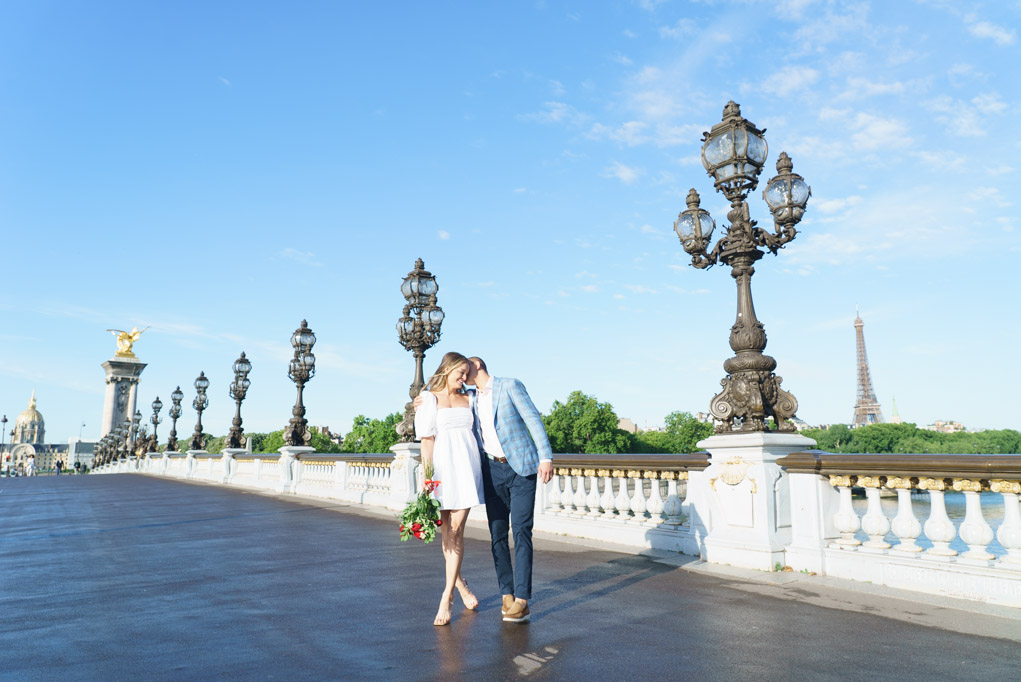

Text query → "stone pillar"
[101,357,147,437]
[389,441,422,509]
[221,448,245,484]
[185,449,204,478]
[694,432,816,571]
[278,446,314,494]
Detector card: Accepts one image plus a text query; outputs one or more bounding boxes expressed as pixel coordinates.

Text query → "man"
[466,357,553,624]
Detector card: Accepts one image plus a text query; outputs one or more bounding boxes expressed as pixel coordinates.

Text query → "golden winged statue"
[106,326,150,358]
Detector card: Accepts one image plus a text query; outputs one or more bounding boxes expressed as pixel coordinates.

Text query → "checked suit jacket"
[471,377,553,477]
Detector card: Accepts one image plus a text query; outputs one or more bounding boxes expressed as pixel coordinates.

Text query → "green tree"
[663,411,714,453]
[543,391,633,454]
[256,430,285,453]
[251,428,343,453]
[341,413,402,454]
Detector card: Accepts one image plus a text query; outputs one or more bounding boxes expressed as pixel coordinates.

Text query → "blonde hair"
[423,352,469,393]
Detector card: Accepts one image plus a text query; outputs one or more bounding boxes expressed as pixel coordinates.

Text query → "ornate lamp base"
[710,353,798,433]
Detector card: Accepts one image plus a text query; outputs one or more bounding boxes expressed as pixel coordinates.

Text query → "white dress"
[415,392,484,510]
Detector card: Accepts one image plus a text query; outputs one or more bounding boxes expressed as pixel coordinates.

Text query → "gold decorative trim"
[612,470,626,478]
[570,468,582,476]
[627,470,642,478]
[858,475,885,489]
[678,471,689,481]
[643,470,659,479]
[951,478,985,493]
[596,469,611,477]
[583,469,596,477]
[829,475,855,488]
[917,477,948,491]
[990,479,1021,494]
[885,476,916,490]
[661,471,675,480]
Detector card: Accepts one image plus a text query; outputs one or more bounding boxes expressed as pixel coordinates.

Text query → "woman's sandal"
[434,598,453,626]
[455,580,479,610]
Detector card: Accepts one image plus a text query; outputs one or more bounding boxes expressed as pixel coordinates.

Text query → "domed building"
[13,390,45,444]
[3,392,73,475]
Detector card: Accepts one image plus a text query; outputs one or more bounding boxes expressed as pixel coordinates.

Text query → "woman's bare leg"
[452,509,478,609]
[434,510,454,626]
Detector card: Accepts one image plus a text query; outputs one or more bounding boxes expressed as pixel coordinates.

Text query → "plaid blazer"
[473,377,553,477]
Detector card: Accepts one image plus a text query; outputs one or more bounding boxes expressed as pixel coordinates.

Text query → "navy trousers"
[481,457,537,600]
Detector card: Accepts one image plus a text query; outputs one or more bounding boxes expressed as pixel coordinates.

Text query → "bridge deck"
[1,475,1018,680]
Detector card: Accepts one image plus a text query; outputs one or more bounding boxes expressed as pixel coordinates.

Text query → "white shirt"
[476,376,506,459]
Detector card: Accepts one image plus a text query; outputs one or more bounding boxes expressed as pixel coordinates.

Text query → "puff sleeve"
[414,391,437,438]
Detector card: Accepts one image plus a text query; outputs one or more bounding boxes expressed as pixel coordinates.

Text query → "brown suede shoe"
[501,594,515,616]
[503,600,530,623]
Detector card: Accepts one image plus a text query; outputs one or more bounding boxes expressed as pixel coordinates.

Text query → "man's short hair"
[469,356,487,372]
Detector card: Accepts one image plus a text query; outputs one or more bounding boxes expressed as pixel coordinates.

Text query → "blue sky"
[1,0,1018,443]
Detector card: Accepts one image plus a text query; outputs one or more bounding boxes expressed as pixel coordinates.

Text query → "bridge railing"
[94,446,1021,607]
[779,451,1021,606]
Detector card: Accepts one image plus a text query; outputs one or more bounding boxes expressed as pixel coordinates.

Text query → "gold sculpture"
[106,326,149,358]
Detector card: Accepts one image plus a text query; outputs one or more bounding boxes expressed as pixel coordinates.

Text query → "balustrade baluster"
[571,469,588,516]
[546,470,562,512]
[628,470,647,521]
[599,470,616,519]
[662,472,683,526]
[830,475,861,548]
[613,470,631,521]
[859,476,891,549]
[954,479,995,563]
[919,478,957,558]
[562,470,576,514]
[585,470,602,517]
[885,477,922,553]
[991,480,1021,567]
[645,470,664,523]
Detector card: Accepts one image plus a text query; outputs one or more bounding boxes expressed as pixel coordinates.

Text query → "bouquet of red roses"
[399,477,442,543]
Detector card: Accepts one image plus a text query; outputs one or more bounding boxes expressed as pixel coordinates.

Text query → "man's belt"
[485,453,508,464]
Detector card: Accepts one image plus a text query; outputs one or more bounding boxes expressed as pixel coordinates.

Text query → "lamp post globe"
[149,396,163,452]
[227,352,252,449]
[191,372,209,451]
[395,258,444,442]
[674,101,810,433]
[283,322,316,447]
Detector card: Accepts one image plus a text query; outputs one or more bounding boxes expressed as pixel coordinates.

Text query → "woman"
[415,351,485,626]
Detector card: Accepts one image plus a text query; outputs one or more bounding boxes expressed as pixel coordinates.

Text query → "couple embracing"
[414,352,553,627]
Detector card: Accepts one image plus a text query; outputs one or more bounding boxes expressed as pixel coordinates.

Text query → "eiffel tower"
[852,307,884,427]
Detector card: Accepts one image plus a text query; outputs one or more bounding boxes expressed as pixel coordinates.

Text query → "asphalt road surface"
[1,475,1018,681]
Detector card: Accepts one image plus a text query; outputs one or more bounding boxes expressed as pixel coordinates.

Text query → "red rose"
[412,522,422,531]
[400,524,405,531]
[436,519,443,526]
[413,530,422,538]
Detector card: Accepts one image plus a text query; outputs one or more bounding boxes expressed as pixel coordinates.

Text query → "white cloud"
[986,165,1015,176]
[519,101,586,126]
[914,151,966,171]
[925,94,1005,137]
[968,20,1016,46]
[639,224,662,235]
[624,284,658,294]
[968,187,1012,208]
[947,63,986,87]
[849,113,911,151]
[814,196,863,214]
[575,270,597,279]
[623,29,637,39]
[659,19,696,40]
[972,92,1007,115]
[838,77,906,99]
[580,285,599,293]
[278,248,322,267]
[513,187,527,193]
[218,76,231,87]
[610,51,634,66]
[633,0,667,11]
[761,65,820,96]
[438,230,451,240]
[602,161,643,185]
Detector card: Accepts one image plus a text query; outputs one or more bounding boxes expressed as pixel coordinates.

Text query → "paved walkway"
[1,475,1019,681]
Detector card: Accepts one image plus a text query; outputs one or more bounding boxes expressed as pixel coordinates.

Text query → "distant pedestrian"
[74,461,81,474]
[25,455,36,477]
[56,459,63,475]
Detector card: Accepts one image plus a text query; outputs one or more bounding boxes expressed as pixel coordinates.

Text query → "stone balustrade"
[92,446,1021,607]
[779,452,1021,607]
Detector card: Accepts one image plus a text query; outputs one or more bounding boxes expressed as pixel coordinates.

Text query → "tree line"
[194,389,711,456]
[802,422,1021,454]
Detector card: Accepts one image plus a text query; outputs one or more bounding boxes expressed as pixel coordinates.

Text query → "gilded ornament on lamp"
[990,479,1021,494]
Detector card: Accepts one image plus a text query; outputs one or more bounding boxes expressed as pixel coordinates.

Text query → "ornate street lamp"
[1,415,7,476]
[131,409,143,446]
[150,397,163,451]
[226,352,252,449]
[167,386,183,451]
[191,372,209,450]
[283,321,316,446]
[395,258,444,442]
[674,101,811,433]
